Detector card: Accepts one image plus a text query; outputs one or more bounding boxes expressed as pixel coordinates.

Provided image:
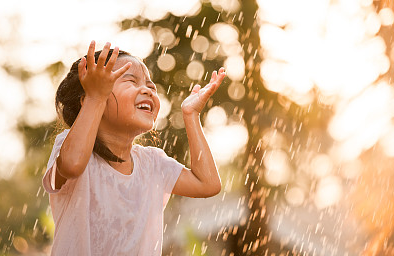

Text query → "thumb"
[191,84,201,94]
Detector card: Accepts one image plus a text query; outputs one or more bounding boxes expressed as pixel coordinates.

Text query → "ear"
[80,95,85,106]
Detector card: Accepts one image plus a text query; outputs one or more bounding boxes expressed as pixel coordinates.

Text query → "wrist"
[83,95,108,107]
[182,110,200,119]
[182,111,201,129]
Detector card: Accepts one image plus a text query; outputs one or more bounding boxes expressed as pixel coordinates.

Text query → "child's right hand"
[78,41,132,101]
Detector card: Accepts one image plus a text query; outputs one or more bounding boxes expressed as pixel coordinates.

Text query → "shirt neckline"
[100,146,138,178]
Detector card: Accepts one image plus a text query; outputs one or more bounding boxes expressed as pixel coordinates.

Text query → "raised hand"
[181,67,226,116]
[78,41,132,101]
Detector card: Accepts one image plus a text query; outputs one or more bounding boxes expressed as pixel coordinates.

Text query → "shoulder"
[57,129,70,137]
[53,129,70,145]
[132,145,170,165]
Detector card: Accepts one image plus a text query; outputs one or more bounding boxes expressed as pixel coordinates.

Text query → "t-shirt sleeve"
[150,147,184,207]
[42,129,71,194]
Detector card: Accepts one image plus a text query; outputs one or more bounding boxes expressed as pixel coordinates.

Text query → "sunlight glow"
[24,75,57,126]
[204,106,248,164]
[113,28,155,59]
[0,130,25,179]
[257,0,393,160]
[328,83,394,160]
[205,123,248,164]
[339,159,362,179]
[166,0,202,17]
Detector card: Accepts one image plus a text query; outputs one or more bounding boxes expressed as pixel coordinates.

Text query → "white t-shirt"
[42,129,184,256]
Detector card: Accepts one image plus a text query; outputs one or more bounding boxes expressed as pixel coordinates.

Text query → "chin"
[136,121,155,134]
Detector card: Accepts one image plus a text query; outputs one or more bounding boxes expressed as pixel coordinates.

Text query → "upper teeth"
[136,103,152,111]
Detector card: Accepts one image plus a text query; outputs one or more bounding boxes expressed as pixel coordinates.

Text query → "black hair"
[55,49,133,163]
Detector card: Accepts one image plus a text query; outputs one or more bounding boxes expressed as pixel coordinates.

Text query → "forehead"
[114,56,150,78]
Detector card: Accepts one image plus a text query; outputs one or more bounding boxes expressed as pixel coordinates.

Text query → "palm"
[182,68,226,115]
[78,41,131,100]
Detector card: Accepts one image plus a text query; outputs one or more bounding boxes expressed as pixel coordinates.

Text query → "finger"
[205,69,225,91]
[78,57,87,81]
[204,78,223,97]
[86,40,96,69]
[207,82,218,95]
[97,42,111,68]
[113,62,132,79]
[214,69,226,87]
[191,84,201,94]
[197,87,212,103]
[209,70,217,84]
[105,46,119,72]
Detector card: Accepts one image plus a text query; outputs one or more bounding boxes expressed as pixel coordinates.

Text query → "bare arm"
[55,41,131,185]
[56,97,106,180]
[172,68,226,198]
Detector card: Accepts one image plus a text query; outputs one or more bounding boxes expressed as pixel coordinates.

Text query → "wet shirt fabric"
[42,129,184,256]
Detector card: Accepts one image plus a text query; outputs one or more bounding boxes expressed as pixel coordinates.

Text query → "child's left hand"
[181,67,226,116]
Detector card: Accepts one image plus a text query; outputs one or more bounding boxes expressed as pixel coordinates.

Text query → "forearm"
[183,112,221,191]
[57,96,107,178]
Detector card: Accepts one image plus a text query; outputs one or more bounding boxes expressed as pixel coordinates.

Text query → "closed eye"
[147,82,157,91]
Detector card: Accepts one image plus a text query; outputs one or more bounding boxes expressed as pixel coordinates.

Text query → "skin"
[55,41,225,198]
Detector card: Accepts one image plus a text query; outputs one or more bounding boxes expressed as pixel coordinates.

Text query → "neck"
[97,129,136,162]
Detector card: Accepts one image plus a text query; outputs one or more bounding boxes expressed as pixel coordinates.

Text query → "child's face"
[100,56,160,135]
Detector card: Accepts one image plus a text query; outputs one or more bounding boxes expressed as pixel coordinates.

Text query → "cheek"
[107,93,134,116]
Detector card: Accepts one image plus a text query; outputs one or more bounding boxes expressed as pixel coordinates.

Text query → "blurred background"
[1,0,394,255]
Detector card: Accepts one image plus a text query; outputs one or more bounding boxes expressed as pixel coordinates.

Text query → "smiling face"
[99,56,160,136]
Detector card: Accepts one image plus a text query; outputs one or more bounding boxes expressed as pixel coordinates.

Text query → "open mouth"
[136,103,153,113]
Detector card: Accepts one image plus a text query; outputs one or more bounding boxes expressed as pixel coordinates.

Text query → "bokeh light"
[156,28,176,48]
[224,55,245,81]
[157,54,176,72]
[186,60,205,80]
[204,107,248,164]
[191,35,210,53]
[285,186,305,207]
[379,7,394,26]
[210,0,241,13]
[13,236,28,254]
[227,82,245,101]
[263,149,291,186]
[313,175,343,209]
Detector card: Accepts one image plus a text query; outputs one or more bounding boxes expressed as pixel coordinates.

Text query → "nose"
[140,84,152,96]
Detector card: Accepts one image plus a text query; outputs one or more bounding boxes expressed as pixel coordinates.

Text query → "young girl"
[42,41,225,255]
